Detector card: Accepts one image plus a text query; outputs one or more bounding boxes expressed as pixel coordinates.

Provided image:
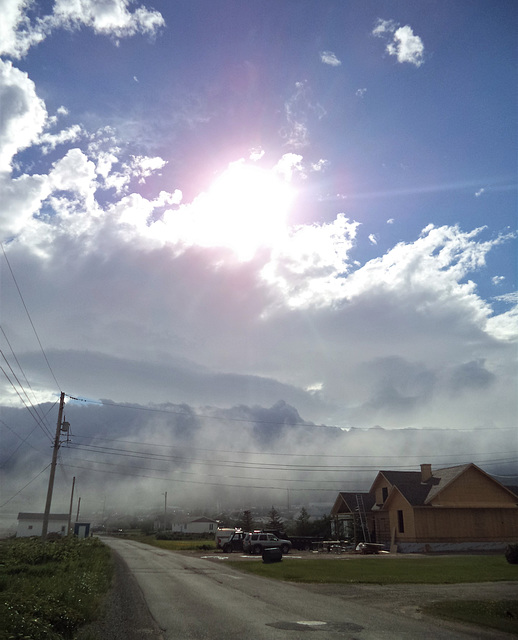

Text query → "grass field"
[0,536,113,640]
[424,599,518,636]
[226,554,518,635]
[227,554,517,584]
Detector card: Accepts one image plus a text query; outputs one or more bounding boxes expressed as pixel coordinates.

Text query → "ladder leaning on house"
[355,494,371,543]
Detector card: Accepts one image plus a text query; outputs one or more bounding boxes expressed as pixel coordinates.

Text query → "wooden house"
[330,492,376,543]
[370,463,518,552]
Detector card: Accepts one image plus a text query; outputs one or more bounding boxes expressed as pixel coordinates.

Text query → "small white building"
[17,513,69,537]
[171,516,218,535]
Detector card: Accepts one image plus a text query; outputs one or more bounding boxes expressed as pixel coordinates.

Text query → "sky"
[0,0,517,530]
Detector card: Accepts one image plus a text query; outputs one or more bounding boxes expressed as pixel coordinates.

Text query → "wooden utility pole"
[67,476,76,536]
[41,391,65,539]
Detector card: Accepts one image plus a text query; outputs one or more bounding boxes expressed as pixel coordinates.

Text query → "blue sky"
[0,1,516,521]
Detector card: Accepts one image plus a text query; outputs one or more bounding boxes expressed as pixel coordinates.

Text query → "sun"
[187,160,296,260]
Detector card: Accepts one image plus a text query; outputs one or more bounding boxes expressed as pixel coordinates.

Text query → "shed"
[17,513,69,537]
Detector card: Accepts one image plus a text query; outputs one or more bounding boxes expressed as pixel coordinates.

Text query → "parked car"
[222,531,246,553]
[243,532,292,555]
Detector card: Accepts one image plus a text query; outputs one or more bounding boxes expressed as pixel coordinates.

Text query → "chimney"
[421,463,432,482]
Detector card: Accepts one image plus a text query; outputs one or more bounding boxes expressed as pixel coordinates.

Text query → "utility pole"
[67,476,76,536]
[42,391,66,539]
[164,491,168,531]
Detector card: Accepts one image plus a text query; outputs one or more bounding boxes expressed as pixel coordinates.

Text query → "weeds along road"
[102,538,506,640]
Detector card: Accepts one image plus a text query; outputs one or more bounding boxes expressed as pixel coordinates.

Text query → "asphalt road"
[102,538,512,640]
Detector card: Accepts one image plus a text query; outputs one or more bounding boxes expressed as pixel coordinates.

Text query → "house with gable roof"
[330,492,376,543]
[370,463,518,552]
[331,463,518,552]
[171,516,218,536]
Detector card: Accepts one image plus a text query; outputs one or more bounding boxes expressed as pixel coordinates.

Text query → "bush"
[504,543,518,564]
[0,537,113,640]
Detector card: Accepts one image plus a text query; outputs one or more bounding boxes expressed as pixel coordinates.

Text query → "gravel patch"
[76,550,164,640]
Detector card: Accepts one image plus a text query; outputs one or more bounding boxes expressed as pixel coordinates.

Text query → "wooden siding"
[412,507,518,542]
[431,466,518,507]
[385,490,416,541]
[372,477,392,506]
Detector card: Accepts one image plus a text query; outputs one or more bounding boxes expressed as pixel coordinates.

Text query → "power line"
[60,462,340,493]
[0,420,47,466]
[63,456,355,485]
[66,443,517,473]
[0,360,54,442]
[0,325,52,430]
[0,463,51,508]
[70,433,515,461]
[66,394,517,433]
[1,243,61,391]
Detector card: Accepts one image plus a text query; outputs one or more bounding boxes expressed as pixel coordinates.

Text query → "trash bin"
[262,547,283,563]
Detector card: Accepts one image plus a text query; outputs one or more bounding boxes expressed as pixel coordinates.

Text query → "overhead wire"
[1,243,61,391]
[65,394,517,432]
[66,442,517,472]
[60,462,341,493]
[70,432,516,461]
[0,463,51,508]
[0,359,54,442]
[0,325,52,430]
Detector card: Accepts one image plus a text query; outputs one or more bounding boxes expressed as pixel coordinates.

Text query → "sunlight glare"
[190,160,296,260]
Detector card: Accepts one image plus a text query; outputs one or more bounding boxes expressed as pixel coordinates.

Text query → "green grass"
[134,535,216,551]
[227,555,517,584]
[0,536,113,640]
[424,600,518,636]
[228,555,517,635]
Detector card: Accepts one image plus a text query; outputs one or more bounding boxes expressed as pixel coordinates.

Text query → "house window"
[209,524,213,530]
[382,487,388,502]
[28,525,33,530]
[397,510,405,533]
[61,526,66,532]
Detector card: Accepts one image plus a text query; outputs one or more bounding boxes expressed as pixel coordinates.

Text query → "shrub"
[504,543,518,564]
[0,537,112,640]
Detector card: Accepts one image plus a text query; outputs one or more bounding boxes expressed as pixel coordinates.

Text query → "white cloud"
[249,147,265,162]
[388,26,425,66]
[273,153,305,181]
[387,218,395,224]
[492,275,505,286]
[368,233,378,245]
[51,0,165,39]
[320,51,341,66]
[373,19,425,67]
[0,0,46,58]
[282,80,326,149]
[475,188,485,197]
[311,159,328,172]
[0,60,47,172]
[0,0,164,59]
[356,88,367,98]
[39,124,83,153]
[372,18,397,37]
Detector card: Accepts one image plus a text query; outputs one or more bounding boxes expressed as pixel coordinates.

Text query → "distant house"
[171,516,218,536]
[332,463,518,552]
[17,513,69,538]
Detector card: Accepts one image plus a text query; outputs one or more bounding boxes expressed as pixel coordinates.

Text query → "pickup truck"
[221,531,246,553]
